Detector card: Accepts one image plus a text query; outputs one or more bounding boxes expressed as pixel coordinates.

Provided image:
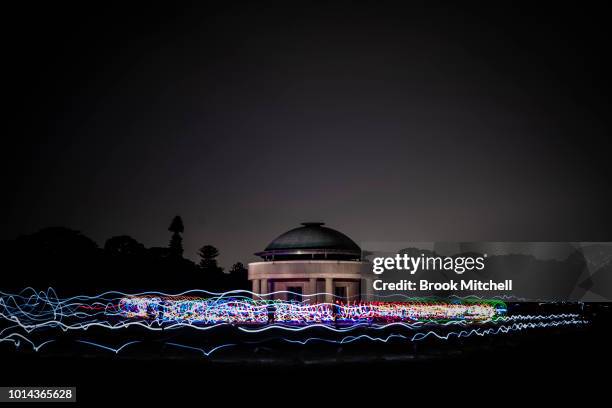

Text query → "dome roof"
[256,222,361,261]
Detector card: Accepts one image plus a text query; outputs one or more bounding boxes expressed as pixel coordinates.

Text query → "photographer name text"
[372,279,513,292]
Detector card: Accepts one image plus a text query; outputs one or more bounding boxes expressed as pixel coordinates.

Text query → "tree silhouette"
[168,215,184,258]
[198,245,221,271]
[104,235,145,257]
[8,227,101,294]
[197,245,225,289]
[230,262,248,278]
[0,224,250,293]
[229,262,249,289]
[229,262,247,275]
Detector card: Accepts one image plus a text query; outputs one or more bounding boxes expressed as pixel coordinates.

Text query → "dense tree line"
[0,216,250,296]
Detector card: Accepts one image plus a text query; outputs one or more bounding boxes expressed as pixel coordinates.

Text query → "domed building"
[248,223,372,302]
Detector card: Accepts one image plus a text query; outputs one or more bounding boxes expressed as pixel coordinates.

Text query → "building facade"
[248,222,372,302]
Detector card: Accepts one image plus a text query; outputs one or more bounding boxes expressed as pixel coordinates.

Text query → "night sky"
[4,2,612,267]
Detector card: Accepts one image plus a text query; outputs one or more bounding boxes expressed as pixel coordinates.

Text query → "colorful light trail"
[0,288,588,358]
[118,296,503,323]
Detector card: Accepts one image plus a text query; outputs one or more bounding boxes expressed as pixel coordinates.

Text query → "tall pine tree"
[197,245,220,271]
[168,215,184,258]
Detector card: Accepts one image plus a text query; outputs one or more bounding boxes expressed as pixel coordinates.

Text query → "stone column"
[252,279,260,298]
[308,278,317,303]
[325,278,333,303]
[260,278,268,295]
[364,278,373,302]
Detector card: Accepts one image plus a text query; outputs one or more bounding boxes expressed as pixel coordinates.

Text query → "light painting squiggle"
[118,296,502,323]
[0,288,588,358]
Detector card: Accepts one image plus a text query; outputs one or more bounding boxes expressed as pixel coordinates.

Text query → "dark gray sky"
[4,2,612,267]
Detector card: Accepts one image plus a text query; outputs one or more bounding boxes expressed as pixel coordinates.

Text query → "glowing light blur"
[118,296,503,324]
[0,288,586,357]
